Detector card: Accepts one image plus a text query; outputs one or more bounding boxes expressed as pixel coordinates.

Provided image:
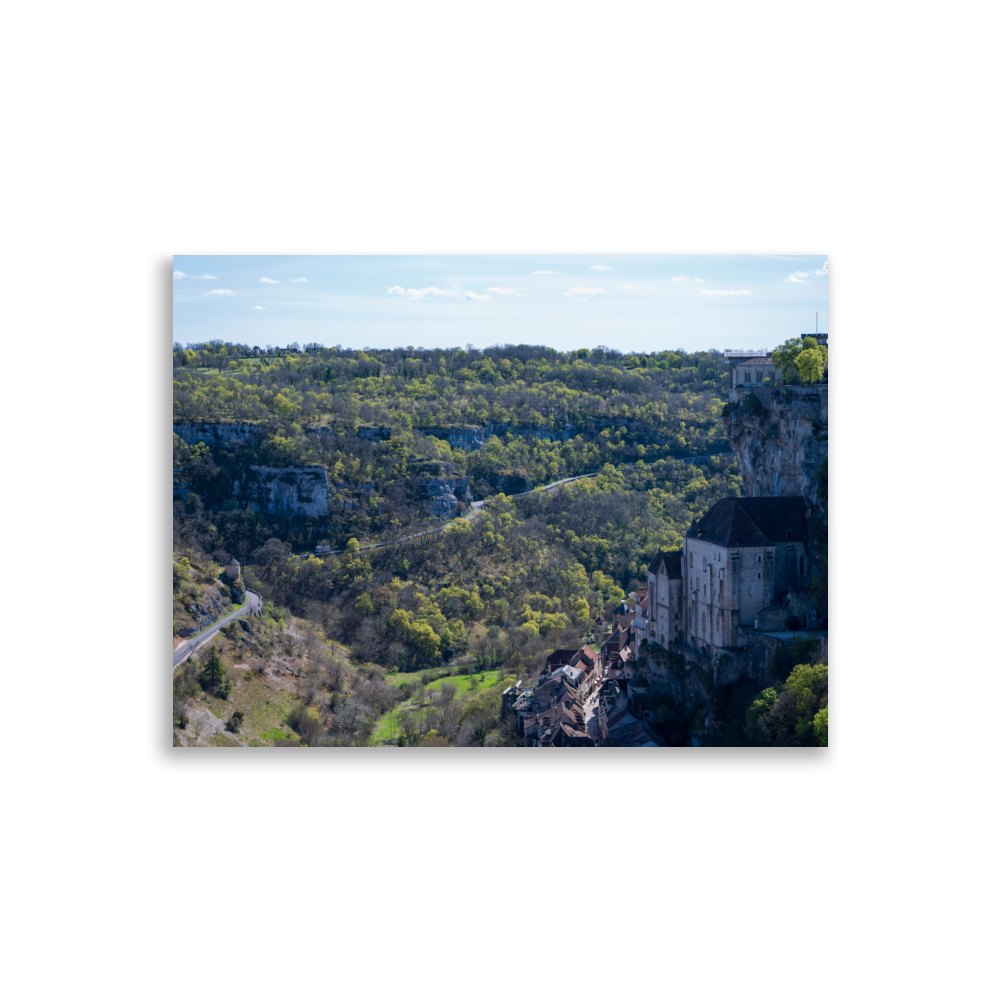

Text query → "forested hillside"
[173,340,745,745]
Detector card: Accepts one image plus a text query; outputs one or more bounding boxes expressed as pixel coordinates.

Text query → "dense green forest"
[173,341,732,546]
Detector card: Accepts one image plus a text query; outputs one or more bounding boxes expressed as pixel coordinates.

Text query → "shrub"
[226,711,244,733]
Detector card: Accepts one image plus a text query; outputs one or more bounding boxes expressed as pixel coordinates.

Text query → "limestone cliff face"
[174,421,259,447]
[233,465,329,517]
[424,477,471,517]
[722,385,827,510]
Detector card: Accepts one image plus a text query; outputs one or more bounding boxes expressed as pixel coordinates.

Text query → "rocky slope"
[722,385,827,510]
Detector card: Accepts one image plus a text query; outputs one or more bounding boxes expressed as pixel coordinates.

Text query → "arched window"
[701,612,706,634]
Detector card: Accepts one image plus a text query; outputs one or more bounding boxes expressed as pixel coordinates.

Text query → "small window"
[799,555,804,575]
[748,585,753,596]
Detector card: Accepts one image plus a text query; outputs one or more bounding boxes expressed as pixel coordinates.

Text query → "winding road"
[173,590,263,669]
[172,474,599,670]
[317,473,598,557]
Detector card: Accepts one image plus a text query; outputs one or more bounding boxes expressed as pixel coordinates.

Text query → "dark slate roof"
[546,649,579,668]
[649,550,683,579]
[686,497,809,547]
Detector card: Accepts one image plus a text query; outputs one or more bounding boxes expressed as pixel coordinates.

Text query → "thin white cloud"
[785,260,829,283]
[486,287,520,295]
[388,286,457,300]
[173,271,188,278]
[698,289,751,296]
[253,306,266,311]
[622,284,639,289]
[532,270,559,274]
[197,274,217,279]
[206,289,237,296]
[466,291,493,301]
[591,264,613,271]
[259,277,281,284]
[694,278,704,283]
[671,276,689,282]
[563,287,607,297]
[289,277,308,283]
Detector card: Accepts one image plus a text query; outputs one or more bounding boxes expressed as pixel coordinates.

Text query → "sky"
[172,255,828,354]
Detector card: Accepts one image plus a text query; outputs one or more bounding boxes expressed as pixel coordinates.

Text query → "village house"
[646,551,682,648]
[611,599,634,631]
[544,646,601,697]
[631,588,648,653]
[723,351,777,402]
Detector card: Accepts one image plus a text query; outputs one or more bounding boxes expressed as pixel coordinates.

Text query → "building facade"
[724,351,777,401]
[681,496,810,658]
[646,551,682,647]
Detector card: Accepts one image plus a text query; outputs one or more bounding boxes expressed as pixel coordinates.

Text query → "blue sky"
[172,255,828,353]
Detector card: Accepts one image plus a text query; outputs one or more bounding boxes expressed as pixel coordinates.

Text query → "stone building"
[680,496,810,657]
[724,351,777,402]
[224,558,241,581]
[646,550,682,647]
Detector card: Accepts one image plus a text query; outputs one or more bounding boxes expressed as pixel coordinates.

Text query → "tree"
[199,647,230,699]
[798,347,824,385]
[226,711,244,733]
[771,338,804,380]
[813,706,828,746]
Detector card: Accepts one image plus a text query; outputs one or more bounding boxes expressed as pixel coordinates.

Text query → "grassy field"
[371,669,509,744]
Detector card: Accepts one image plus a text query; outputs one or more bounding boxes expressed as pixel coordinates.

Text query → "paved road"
[173,590,263,669]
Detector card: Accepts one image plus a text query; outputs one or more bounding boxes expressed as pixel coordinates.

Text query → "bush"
[226,710,244,733]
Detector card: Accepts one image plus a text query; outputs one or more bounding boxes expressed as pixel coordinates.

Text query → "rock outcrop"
[233,465,329,517]
[722,385,827,510]
[174,421,259,447]
[424,477,471,517]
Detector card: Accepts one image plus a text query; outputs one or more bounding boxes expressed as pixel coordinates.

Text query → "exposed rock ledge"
[723,385,827,510]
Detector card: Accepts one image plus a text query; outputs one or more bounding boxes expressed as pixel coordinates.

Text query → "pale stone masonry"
[645,496,811,662]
